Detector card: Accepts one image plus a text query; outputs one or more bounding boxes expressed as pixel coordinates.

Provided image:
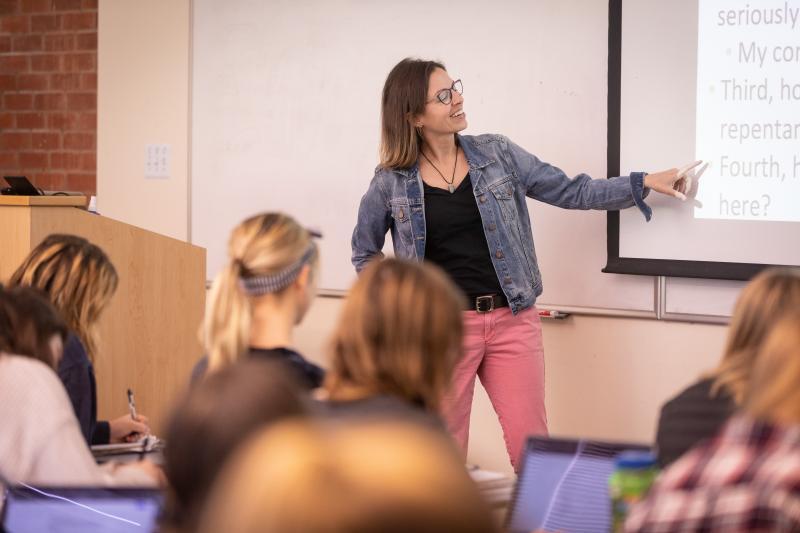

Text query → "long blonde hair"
[711,268,800,403]
[9,234,118,361]
[379,58,446,169]
[204,213,318,371]
[744,311,800,425]
[325,258,464,412]
[199,420,497,533]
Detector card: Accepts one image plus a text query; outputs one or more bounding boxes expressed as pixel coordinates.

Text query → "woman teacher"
[351,58,704,470]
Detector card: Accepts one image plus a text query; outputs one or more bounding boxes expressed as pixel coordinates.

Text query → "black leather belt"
[466,293,508,313]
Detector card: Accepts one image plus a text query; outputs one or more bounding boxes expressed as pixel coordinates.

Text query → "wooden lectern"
[0,196,206,432]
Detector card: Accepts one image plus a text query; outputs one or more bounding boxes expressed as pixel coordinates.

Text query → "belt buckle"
[475,295,494,313]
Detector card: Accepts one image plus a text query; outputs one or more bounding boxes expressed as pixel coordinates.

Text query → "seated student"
[0,286,160,488]
[322,258,464,427]
[655,268,800,467]
[161,359,307,533]
[199,419,497,533]
[9,234,150,445]
[192,212,324,389]
[627,311,800,532]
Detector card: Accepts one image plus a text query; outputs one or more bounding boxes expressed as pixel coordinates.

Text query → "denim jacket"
[351,134,651,314]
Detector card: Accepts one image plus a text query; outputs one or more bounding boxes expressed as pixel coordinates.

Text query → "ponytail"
[202,213,318,373]
[205,260,252,372]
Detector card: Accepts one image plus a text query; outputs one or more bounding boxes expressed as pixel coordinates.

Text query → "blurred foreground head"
[744,310,800,425]
[163,359,307,533]
[199,419,497,533]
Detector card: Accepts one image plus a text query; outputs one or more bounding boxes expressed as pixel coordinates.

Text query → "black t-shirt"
[190,346,325,390]
[423,174,503,298]
[248,346,325,390]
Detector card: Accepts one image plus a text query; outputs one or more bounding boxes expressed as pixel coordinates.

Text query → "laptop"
[506,436,652,533]
[1,485,163,533]
[2,176,41,196]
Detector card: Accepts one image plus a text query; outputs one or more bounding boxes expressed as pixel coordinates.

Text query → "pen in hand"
[127,388,138,421]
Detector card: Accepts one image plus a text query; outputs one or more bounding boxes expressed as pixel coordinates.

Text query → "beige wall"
[97,0,190,241]
[295,297,727,475]
[97,0,729,476]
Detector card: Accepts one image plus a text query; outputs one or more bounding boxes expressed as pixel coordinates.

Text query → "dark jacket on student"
[57,333,111,445]
[655,377,736,467]
[190,347,325,390]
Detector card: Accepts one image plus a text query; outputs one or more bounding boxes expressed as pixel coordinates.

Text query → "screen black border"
[603,0,792,282]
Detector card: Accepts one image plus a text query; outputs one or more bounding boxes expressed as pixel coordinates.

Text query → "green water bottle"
[609,450,658,532]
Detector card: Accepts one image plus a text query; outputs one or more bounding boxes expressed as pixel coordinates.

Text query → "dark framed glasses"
[427,79,463,105]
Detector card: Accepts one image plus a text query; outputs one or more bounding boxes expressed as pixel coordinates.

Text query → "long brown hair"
[0,285,68,369]
[204,213,318,372]
[325,258,464,412]
[710,268,800,403]
[744,311,800,425]
[9,234,118,361]
[379,58,445,169]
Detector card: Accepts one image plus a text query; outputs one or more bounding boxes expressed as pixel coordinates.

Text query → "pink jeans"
[441,306,548,471]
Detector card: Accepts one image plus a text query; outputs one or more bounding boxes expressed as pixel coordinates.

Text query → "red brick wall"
[0,0,97,195]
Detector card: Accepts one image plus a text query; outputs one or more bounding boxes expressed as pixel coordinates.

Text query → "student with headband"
[192,212,324,389]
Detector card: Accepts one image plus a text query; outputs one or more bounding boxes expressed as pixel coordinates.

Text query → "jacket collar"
[393,134,494,179]
[458,134,495,170]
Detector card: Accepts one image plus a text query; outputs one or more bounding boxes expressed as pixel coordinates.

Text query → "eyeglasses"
[427,79,463,105]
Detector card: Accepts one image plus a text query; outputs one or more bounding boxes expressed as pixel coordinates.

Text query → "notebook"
[505,436,651,533]
[90,436,163,458]
[1,485,163,533]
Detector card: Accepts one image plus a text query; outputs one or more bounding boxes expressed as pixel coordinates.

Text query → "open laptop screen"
[1,485,162,533]
[506,437,651,533]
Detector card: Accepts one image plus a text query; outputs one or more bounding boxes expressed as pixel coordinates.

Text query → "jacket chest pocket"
[489,178,518,222]
[389,199,413,246]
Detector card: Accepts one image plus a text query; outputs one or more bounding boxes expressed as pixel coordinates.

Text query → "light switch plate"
[145,144,170,178]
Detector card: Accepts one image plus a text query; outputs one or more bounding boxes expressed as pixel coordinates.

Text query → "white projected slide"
[618,0,800,267]
[696,0,800,222]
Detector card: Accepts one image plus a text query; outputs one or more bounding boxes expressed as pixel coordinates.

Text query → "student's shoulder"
[59,333,91,370]
[1,355,72,405]
[2,353,57,380]
[190,356,210,385]
[660,377,733,418]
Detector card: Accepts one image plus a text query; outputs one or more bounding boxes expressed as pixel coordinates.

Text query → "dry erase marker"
[538,310,570,319]
[127,388,138,420]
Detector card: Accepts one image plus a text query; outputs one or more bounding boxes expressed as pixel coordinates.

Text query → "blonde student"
[627,311,800,531]
[193,212,324,389]
[9,234,150,445]
[655,267,800,466]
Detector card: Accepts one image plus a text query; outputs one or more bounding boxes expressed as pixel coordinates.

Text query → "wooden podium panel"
[0,197,205,432]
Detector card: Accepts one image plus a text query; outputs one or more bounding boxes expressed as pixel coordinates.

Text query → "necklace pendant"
[448,184,455,194]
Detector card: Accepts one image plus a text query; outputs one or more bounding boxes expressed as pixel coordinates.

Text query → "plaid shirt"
[626,416,800,532]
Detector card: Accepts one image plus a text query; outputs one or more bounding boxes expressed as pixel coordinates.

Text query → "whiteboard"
[664,277,744,318]
[191,0,655,312]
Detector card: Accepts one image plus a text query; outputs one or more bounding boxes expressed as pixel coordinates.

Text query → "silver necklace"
[421,149,458,194]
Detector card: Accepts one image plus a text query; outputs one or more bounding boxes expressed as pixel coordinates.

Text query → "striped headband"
[239,244,317,296]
